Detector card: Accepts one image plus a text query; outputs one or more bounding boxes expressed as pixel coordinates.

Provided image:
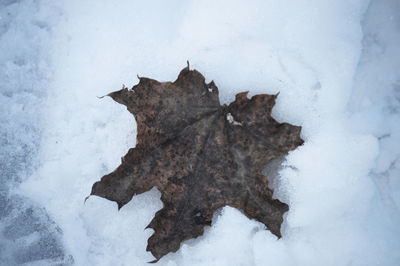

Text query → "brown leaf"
[90,64,303,262]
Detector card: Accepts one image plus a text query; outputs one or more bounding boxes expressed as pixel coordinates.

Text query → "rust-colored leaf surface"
[90,64,303,262]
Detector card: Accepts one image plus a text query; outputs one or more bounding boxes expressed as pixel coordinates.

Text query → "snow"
[1,0,399,265]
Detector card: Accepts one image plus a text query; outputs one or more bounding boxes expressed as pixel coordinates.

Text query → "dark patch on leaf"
[90,65,303,262]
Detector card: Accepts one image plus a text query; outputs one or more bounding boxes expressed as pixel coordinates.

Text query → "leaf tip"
[207,80,219,94]
[235,91,249,103]
[145,219,155,230]
[84,195,90,204]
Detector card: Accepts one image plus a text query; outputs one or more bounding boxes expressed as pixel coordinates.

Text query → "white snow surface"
[1,0,399,265]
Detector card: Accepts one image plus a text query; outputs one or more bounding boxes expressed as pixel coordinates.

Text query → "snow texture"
[1,0,399,265]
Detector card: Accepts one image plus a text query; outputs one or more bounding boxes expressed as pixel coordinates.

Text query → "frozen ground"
[1,0,399,265]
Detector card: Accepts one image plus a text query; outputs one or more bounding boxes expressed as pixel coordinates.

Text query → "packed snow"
[1,0,399,265]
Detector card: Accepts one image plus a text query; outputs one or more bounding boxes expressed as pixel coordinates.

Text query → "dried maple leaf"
[90,64,303,262]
